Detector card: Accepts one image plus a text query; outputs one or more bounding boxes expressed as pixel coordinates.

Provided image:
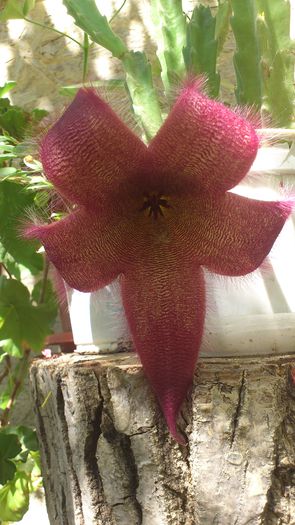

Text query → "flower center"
[140,192,171,220]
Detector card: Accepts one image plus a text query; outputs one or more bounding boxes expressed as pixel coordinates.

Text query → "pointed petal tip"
[181,75,207,94]
[233,105,262,134]
[162,403,188,445]
[276,196,295,218]
[23,224,39,239]
[72,86,106,108]
[22,221,50,241]
[165,75,207,110]
[20,214,46,241]
[169,423,187,446]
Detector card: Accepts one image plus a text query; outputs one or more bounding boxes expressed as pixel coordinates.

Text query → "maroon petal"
[148,80,258,193]
[26,207,129,292]
[184,192,293,276]
[120,255,205,443]
[41,89,147,208]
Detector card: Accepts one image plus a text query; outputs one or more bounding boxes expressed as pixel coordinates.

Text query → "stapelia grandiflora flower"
[27,80,292,443]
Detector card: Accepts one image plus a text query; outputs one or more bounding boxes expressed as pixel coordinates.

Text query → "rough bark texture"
[30,353,295,525]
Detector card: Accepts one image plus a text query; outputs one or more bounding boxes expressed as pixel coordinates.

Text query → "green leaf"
[1,339,23,358]
[0,143,16,153]
[31,278,57,311]
[0,433,22,484]
[30,108,48,123]
[20,429,38,452]
[0,389,11,411]
[0,167,17,178]
[0,348,8,363]
[0,181,43,274]
[0,0,35,20]
[21,303,55,351]
[150,0,187,92]
[0,276,55,352]
[63,0,127,58]
[0,99,11,113]
[230,0,262,106]
[0,82,16,99]
[0,0,24,20]
[0,471,29,521]
[23,0,35,17]
[18,428,38,452]
[0,434,22,460]
[0,153,17,161]
[0,276,30,306]
[183,5,220,98]
[0,247,21,279]
[2,426,39,452]
[0,304,21,348]
[0,109,27,140]
[0,135,12,142]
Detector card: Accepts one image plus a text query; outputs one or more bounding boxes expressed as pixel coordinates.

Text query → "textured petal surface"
[120,254,205,443]
[30,79,294,444]
[148,81,258,193]
[26,207,130,292]
[182,192,293,276]
[41,88,147,208]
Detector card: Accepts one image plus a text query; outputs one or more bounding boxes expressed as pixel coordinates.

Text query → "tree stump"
[30,353,295,525]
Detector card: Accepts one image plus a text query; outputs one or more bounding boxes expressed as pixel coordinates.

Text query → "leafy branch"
[0,82,58,521]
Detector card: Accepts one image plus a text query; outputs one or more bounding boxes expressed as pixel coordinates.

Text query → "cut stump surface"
[30,353,295,525]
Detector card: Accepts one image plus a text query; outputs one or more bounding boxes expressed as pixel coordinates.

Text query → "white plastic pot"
[68,133,295,356]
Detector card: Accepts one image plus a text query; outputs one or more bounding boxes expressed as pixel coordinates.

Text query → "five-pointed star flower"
[27,80,292,443]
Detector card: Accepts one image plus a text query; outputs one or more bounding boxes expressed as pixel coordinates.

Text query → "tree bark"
[30,353,295,525]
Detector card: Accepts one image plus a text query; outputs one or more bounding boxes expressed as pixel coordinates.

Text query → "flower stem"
[109,0,127,23]
[24,17,83,48]
[82,33,90,84]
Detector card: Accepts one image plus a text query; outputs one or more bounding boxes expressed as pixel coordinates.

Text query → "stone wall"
[0,0,235,113]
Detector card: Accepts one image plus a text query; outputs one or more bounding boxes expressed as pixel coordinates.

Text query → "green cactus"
[231,0,262,107]
[62,0,163,140]
[63,0,127,58]
[122,52,163,140]
[150,0,187,93]
[258,0,294,127]
[215,0,232,55]
[183,4,227,97]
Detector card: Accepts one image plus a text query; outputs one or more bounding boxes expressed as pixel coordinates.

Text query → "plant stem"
[109,0,127,23]
[24,17,82,48]
[0,357,11,386]
[0,368,9,385]
[82,33,90,84]
[0,263,12,279]
[39,257,50,305]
